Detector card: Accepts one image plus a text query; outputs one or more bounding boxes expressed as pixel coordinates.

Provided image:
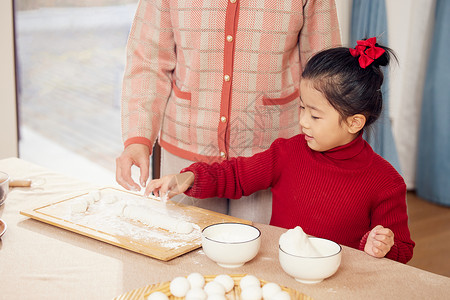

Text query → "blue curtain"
[350,0,401,173]
[416,0,450,206]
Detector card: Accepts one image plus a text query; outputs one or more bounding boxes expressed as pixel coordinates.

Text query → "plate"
[114,274,313,300]
[0,219,6,237]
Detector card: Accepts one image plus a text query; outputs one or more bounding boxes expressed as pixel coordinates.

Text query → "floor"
[15,3,450,278]
[406,192,450,277]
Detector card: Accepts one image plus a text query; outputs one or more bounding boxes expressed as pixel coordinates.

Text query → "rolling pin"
[9,179,32,187]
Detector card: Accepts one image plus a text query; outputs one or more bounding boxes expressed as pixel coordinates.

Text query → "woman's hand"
[145,172,195,199]
[364,225,394,258]
[116,144,150,191]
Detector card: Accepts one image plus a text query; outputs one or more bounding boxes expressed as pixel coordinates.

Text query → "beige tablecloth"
[0,157,448,299]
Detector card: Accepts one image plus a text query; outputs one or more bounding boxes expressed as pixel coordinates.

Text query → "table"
[0,157,449,299]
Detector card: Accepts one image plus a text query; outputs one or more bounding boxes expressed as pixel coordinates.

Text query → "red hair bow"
[349,37,385,68]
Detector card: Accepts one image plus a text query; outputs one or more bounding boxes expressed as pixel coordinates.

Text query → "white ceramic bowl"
[279,237,342,284]
[0,171,10,206]
[201,222,261,268]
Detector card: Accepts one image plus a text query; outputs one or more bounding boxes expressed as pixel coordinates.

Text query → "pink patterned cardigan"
[121,0,341,163]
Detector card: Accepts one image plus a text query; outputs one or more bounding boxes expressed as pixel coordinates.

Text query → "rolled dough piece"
[102,194,118,204]
[88,189,101,202]
[123,205,194,234]
[70,198,89,214]
[110,202,127,216]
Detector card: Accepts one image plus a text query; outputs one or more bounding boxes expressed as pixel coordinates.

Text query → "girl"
[145,37,415,263]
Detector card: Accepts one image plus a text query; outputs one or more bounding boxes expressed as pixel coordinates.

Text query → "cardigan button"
[226,35,233,42]
[220,151,226,159]
[220,116,227,123]
[230,0,236,3]
[224,74,230,82]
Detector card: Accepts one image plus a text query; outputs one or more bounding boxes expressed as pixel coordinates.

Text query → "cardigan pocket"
[254,89,300,148]
[161,81,192,146]
[172,81,192,101]
[262,89,299,106]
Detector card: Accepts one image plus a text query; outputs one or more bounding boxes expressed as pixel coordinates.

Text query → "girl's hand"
[364,225,394,258]
[144,172,195,199]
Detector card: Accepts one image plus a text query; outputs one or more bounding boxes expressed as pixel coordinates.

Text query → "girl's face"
[299,79,356,152]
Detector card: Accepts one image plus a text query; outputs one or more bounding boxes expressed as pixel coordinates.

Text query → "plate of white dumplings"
[130,273,309,300]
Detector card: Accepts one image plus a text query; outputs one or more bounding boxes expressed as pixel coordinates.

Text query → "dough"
[269,290,290,300]
[239,275,260,290]
[70,198,89,214]
[185,287,207,300]
[88,189,101,202]
[240,285,263,300]
[262,282,281,300]
[122,205,194,234]
[146,291,169,300]
[214,274,234,292]
[102,194,118,204]
[279,226,321,257]
[204,281,226,296]
[110,202,127,217]
[187,272,205,289]
[206,295,226,300]
[169,276,190,297]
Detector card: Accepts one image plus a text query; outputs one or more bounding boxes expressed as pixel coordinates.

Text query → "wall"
[0,0,18,159]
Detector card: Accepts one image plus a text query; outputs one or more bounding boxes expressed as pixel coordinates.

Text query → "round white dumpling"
[187,272,205,289]
[70,198,89,214]
[185,287,207,300]
[214,274,234,292]
[206,295,227,300]
[241,285,263,300]
[88,189,101,202]
[239,275,260,290]
[146,291,169,300]
[269,290,290,300]
[175,221,194,234]
[102,194,118,204]
[169,276,190,297]
[204,281,226,296]
[262,282,282,299]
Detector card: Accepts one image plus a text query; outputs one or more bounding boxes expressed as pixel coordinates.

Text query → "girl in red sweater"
[145,37,415,263]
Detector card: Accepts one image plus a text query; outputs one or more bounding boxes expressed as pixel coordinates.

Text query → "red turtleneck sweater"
[183,134,414,263]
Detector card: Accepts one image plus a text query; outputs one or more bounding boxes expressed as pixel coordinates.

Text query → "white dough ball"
[176,221,194,234]
[70,198,89,214]
[206,295,227,300]
[214,274,234,292]
[146,291,169,300]
[262,282,282,299]
[102,194,118,204]
[239,275,260,290]
[204,281,226,296]
[169,276,190,297]
[88,189,101,202]
[269,290,291,300]
[241,285,263,300]
[187,272,205,289]
[185,287,207,300]
[79,194,95,205]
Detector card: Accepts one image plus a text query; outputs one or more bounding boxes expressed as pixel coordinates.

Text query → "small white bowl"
[201,222,261,268]
[279,237,342,284]
[0,171,10,206]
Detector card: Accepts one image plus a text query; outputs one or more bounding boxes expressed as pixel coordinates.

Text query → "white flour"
[42,189,202,250]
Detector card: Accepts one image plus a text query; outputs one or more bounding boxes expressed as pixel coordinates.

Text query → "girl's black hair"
[301,39,396,128]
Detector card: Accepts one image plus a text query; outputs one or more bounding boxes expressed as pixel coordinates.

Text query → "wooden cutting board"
[20,187,252,261]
